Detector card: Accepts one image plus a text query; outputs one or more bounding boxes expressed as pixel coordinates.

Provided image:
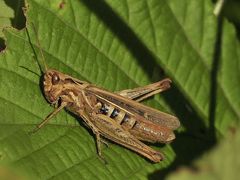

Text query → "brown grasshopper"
[30,25,180,163]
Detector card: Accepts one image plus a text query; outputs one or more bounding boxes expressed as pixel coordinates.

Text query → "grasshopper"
[30,25,180,163]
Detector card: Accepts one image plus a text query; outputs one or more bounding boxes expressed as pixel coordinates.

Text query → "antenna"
[31,23,48,72]
[19,65,41,77]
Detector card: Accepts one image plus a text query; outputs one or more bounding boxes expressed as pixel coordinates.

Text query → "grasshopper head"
[43,69,65,104]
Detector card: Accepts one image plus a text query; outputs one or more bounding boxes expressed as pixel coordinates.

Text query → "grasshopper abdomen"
[96,101,175,143]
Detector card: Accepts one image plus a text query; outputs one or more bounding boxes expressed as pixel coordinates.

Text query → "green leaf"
[166,128,240,180]
[0,0,239,179]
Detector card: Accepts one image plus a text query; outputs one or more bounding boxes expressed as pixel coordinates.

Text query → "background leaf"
[167,128,240,180]
[0,1,14,37]
[0,0,25,50]
[0,0,239,179]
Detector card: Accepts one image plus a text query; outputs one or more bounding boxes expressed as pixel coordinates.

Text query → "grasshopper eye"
[52,74,60,85]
